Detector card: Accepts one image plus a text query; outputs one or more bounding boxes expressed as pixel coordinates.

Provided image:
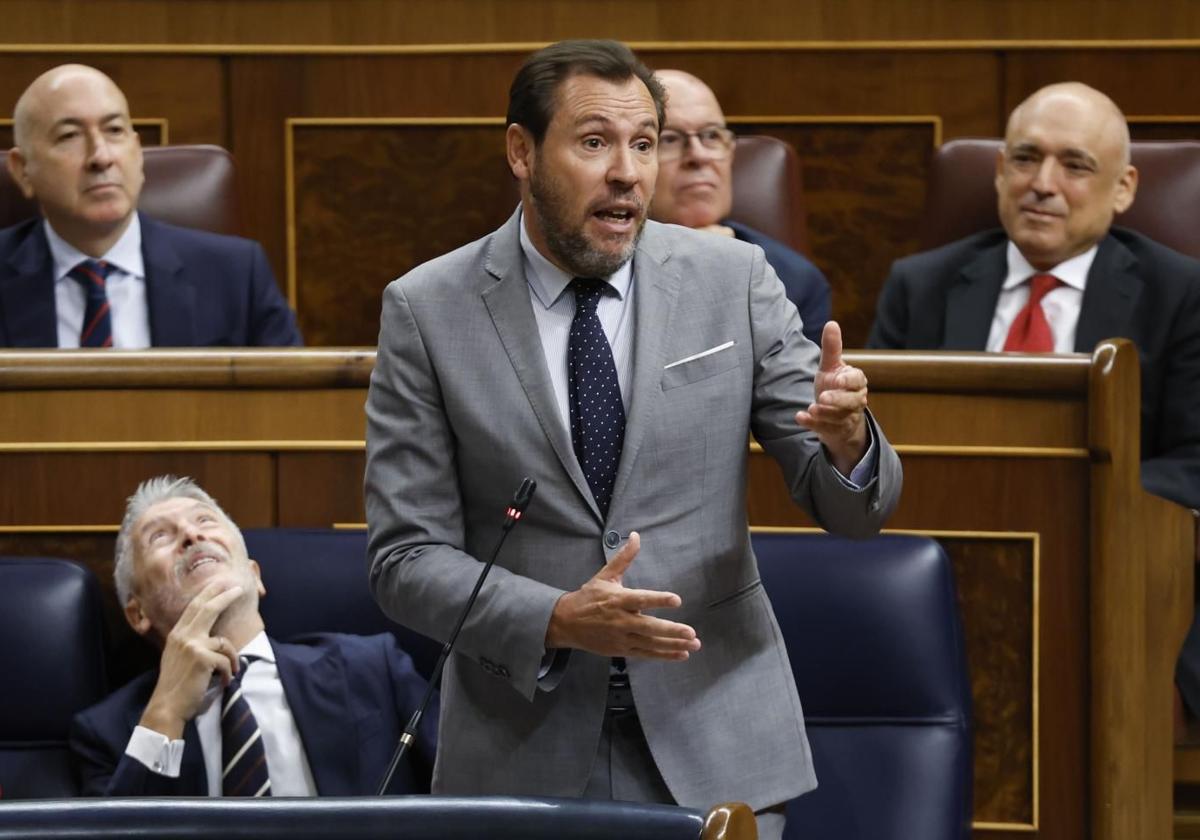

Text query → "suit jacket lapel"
[609,227,680,509]
[141,218,194,347]
[1,222,58,346]
[1074,233,1141,351]
[274,638,358,795]
[943,241,1007,350]
[482,208,598,519]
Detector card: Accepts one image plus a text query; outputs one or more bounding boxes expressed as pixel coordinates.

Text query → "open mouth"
[186,554,222,574]
[591,203,641,233]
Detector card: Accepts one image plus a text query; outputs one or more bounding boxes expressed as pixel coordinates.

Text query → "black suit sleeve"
[69,712,200,796]
[245,243,303,347]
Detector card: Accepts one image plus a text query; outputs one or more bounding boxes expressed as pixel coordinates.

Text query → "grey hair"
[113,475,245,606]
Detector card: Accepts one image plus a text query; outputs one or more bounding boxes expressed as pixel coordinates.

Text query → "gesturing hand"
[795,320,869,476]
[139,580,244,739]
[546,532,701,661]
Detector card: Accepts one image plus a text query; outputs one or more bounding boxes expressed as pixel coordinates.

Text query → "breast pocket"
[661,340,739,391]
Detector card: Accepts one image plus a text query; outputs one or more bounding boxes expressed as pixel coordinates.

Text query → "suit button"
[603,530,620,549]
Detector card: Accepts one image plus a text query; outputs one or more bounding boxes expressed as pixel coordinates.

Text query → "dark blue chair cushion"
[752,532,973,840]
[242,529,441,680]
[0,796,715,839]
[0,557,108,799]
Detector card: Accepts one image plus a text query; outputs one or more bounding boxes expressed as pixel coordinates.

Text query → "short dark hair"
[507,39,666,144]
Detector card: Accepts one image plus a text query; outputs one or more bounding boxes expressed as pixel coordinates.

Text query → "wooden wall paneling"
[225,57,306,284]
[0,117,166,150]
[5,1,1200,44]
[228,54,520,317]
[0,55,224,146]
[1001,50,1200,121]
[0,452,275,526]
[276,451,366,526]
[942,535,1036,828]
[1128,117,1200,142]
[288,119,512,345]
[636,49,1000,140]
[731,119,938,347]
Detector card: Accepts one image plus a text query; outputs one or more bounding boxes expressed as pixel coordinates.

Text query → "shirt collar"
[518,206,632,309]
[239,629,275,664]
[1004,239,1097,293]
[46,212,145,283]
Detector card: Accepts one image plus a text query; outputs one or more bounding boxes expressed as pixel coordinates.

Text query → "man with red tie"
[867,81,1200,727]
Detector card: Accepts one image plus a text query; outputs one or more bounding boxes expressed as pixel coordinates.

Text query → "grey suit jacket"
[365,209,902,811]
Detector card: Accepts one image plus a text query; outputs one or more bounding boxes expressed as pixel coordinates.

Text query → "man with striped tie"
[69,476,435,796]
[0,64,301,347]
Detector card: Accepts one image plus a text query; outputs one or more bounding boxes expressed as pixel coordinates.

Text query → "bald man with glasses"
[650,69,830,343]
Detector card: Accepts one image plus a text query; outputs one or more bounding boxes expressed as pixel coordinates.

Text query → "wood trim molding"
[6,40,1200,56]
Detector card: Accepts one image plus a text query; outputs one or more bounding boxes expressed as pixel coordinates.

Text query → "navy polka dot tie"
[568,278,625,519]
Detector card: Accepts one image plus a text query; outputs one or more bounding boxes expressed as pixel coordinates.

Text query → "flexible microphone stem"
[377,478,537,795]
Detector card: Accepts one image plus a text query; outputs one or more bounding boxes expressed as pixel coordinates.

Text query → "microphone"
[377,477,537,795]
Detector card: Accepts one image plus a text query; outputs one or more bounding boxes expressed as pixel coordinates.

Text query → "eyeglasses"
[657,125,736,161]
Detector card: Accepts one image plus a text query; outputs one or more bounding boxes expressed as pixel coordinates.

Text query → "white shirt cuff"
[125,725,185,777]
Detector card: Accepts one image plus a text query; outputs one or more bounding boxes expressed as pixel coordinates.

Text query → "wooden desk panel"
[0,344,1190,840]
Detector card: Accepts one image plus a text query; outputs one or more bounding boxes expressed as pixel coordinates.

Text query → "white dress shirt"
[46,213,151,349]
[125,631,318,796]
[520,210,636,423]
[517,210,875,487]
[986,241,1096,353]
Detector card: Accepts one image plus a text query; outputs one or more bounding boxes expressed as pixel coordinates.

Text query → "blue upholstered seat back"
[242,528,441,679]
[0,557,108,798]
[752,532,973,840]
[0,796,714,839]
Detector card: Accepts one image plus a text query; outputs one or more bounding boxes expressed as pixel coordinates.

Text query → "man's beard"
[529,162,645,278]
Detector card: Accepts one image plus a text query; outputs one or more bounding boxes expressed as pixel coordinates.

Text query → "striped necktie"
[68,259,114,348]
[221,655,271,797]
[568,277,625,519]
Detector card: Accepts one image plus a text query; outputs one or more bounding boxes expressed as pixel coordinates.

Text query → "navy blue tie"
[568,278,625,518]
[221,655,271,797]
[67,259,113,348]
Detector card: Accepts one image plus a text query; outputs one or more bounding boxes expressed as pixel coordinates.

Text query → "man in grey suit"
[365,39,901,839]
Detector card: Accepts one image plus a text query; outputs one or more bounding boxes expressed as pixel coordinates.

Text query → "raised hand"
[138,580,244,739]
[795,320,869,476]
[546,532,701,660]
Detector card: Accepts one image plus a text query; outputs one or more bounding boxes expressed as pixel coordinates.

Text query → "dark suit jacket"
[69,633,436,796]
[0,215,302,347]
[726,219,830,345]
[868,226,1200,509]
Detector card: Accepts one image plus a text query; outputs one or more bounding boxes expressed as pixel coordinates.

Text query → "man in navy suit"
[866,82,1200,732]
[649,69,830,344]
[1,64,301,347]
[70,476,434,796]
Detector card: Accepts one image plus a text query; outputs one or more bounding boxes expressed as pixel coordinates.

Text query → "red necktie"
[1003,273,1061,352]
